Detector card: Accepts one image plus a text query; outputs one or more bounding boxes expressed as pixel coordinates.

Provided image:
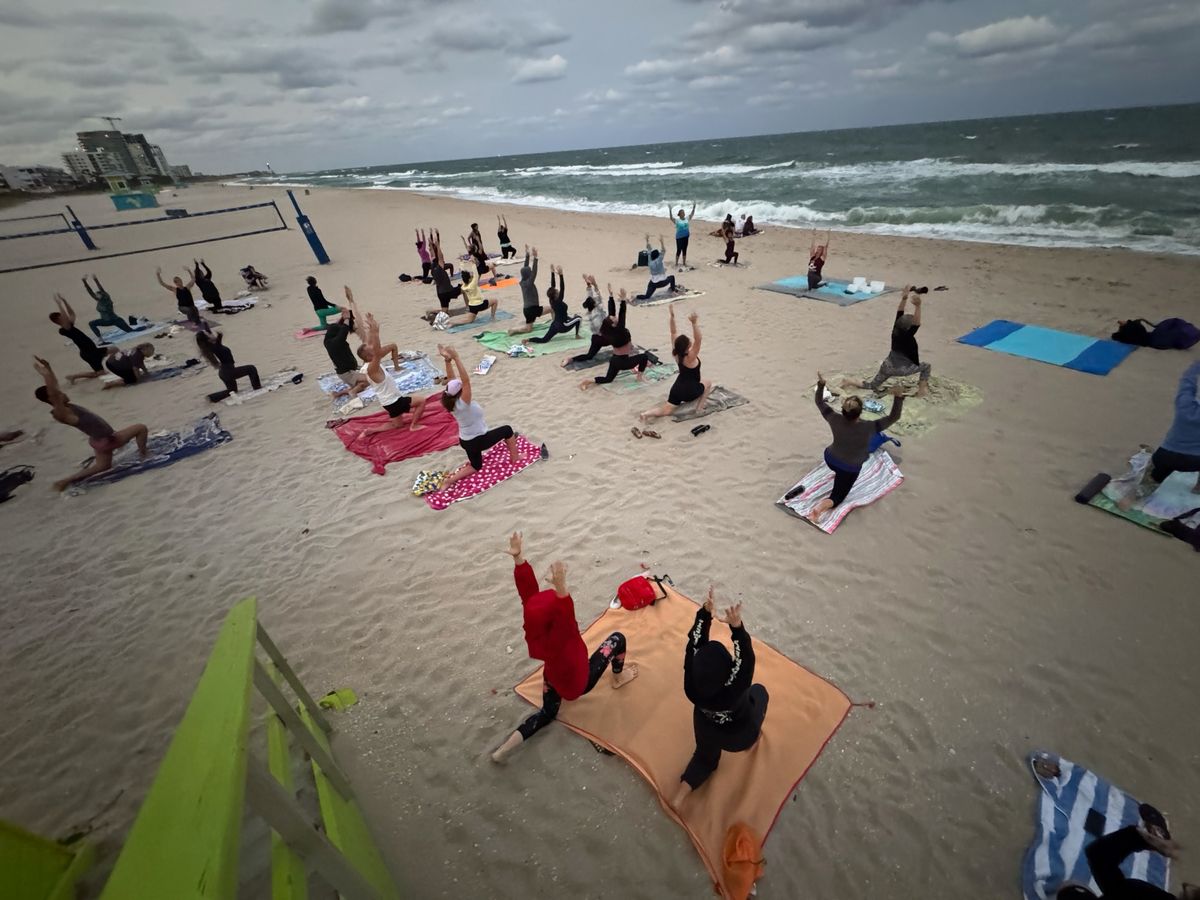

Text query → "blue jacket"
[1162,361,1200,455]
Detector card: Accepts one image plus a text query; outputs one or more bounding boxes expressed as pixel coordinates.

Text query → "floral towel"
[424,435,542,510]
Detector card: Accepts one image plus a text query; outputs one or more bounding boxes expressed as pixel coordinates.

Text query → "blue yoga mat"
[757,277,889,307]
[1022,751,1170,899]
[958,319,1136,375]
[446,309,513,333]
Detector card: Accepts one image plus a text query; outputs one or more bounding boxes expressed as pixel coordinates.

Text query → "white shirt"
[367,366,402,406]
[453,397,488,439]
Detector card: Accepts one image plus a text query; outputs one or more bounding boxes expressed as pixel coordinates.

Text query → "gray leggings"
[869,351,930,390]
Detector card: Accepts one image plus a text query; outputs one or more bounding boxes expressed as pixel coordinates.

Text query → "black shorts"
[808,272,822,290]
[383,396,412,418]
[84,349,106,372]
[668,380,704,406]
[467,300,489,315]
[523,305,543,324]
[438,285,462,309]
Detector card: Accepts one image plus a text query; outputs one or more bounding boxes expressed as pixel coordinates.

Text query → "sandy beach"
[1,183,1198,898]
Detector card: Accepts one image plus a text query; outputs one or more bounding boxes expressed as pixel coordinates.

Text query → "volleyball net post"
[63,205,97,251]
[287,190,331,265]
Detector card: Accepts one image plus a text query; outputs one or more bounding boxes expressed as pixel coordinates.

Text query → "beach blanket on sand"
[563,348,661,372]
[66,413,231,495]
[957,320,1136,375]
[1085,447,1200,532]
[95,320,168,345]
[331,395,459,475]
[1022,750,1170,900]
[221,369,300,405]
[631,289,706,308]
[424,435,542,510]
[776,451,903,533]
[295,326,323,340]
[480,277,518,291]
[99,357,203,386]
[514,583,851,900]
[317,354,439,407]
[196,296,257,313]
[474,322,592,357]
[601,363,677,393]
[824,374,983,438]
[445,309,514,333]
[757,277,894,307]
[707,261,752,270]
[671,386,749,422]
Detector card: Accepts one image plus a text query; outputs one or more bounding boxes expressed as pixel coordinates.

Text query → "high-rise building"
[150,145,170,177]
[77,130,139,178]
[62,148,124,182]
[0,164,76,192]
[123,133,166,177]
[170,164,193,178]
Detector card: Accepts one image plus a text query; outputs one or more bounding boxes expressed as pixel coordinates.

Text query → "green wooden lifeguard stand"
[0,597,402,899]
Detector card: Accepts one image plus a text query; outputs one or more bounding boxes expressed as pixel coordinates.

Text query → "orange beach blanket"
[515,583,851,899]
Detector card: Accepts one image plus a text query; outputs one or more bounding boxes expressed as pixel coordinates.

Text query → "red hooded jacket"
[516,561,588,700]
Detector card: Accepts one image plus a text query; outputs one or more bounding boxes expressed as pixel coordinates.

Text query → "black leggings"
[460,425,514,470]
[438,285,463,310]
[682,683,769,789]
[675,235,689,261]
[808,272,823,290]
[571,334,613,363]
[1151,446,1200,483]
[593,352,649,384]
[825,452,862,507]
[517,632,627,740]
[501,244,517,259]
[637,276,676,300]
[220,364,261,392]
[529,314,581,344]
[1085,826,1174,899]
[721,243,739,264]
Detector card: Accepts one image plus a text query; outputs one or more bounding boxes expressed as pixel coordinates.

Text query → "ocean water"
[247,104,1200,255]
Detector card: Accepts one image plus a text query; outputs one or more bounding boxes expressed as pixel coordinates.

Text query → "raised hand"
[719,602,742,628]
[688,312,698,324]
[33,355,51,375]
[704,585,715,614]
[817,371,826,384]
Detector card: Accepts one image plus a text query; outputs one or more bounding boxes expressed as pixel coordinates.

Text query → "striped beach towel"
[1023,750,1170,900]
[776,450,903,533]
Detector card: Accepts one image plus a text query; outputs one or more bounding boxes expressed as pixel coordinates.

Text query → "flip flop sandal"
[642,430,661,439]
[631,427,643,439]
[1139,804,1171,841]
[691,424,710,437]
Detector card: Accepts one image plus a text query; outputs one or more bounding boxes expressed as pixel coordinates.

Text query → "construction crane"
[93,115,124,131]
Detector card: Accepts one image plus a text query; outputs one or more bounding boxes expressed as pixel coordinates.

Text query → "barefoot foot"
[805,499,834,523]
[612,663,640,688]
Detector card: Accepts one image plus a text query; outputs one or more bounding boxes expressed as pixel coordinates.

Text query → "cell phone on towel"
[1085,808,1107,838]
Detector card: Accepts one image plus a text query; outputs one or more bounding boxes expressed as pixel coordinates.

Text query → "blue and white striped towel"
[1023,751,1170,899]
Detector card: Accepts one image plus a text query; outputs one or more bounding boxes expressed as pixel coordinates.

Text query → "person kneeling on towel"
[672,588,767,808]
[491,532,640,763]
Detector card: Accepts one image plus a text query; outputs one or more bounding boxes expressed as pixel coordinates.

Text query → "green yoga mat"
[474,322,592,357]
[600,363,677,393]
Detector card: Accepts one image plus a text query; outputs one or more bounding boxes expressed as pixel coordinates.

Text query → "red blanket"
[425,434,542,510]
[331,393,458,475]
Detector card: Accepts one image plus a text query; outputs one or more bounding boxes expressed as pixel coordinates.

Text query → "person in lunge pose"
[491,531,639,763]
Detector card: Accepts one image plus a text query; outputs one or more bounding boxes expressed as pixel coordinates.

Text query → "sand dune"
[0,184,1197,898]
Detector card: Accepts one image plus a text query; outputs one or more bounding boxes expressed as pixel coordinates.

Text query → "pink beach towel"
[777,450,903,533]
[331,393,458,475]
[295,327,322,340]
[424,434,542,510]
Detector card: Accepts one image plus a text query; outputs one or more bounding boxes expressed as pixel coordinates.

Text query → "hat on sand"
[692,642,733,703]
[446,378,463,396]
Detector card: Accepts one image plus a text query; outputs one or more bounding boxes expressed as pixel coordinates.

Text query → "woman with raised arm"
[429,229,463,316]
[807,228,831,290]
[436,345,525,487]
[562,278,618,366]
[49,293,107,383]
[671,588,766,808]
[524,264,580,345]
[81,275,134,339]
[415,229,433,280]
[639,308,713,422]
[507,245,543,336]
[192,259,224,310]
[715,220,739,266]
[437,268,498,329]
[669,201,696,269]
[795,371,905,524]
[155,265,206,330]
[490,531,638,763]
[195,330,261,397]
[636,234,679,301]
[497,215,516,259]
[356,313,427,436]
[578,289,649,389]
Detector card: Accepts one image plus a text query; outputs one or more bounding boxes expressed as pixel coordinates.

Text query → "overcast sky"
[1,0,1197,174]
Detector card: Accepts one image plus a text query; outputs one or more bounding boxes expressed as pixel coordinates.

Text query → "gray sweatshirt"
[815,382,903,468]
[519,253,540,310]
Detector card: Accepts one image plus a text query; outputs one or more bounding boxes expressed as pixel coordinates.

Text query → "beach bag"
[1148,318,1200,350]
[1112,319,1151,346]
[635,249,649,268]
[616,574,669,610]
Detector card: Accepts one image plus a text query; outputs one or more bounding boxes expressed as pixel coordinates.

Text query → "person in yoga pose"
[807,228,831,290]
[741,214,759,236]
[356,313,427,436]
[579,290,649,389]
[1054,805,1198,899]
[636,235,680,301]
[463,223,490,274]
[796,372,905,523]
[429,230,462,315]
[669,201,696,268]
[305,275,344,330]
[81,275,133,340]
[671,588,766,808]
[414,228,433,280]
[491,531,639,763]
[195,331,261,396]
[33,356,149,492]
[524,264,580,345]
[192,259,223,310]
[437,269,497,329]
[101,343,155,389]
[155,266,207,330]
[497,215,516,259]
[841,286,931,398]
[50,294,108,384]
[324,307,369,399]
[1139,360,1200,496]
[507,246,544,336]
[436,345,526,488]
[715,221,740,266]
[240,265,268,290]
[563,278,618,366]
[639,308,713,422]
